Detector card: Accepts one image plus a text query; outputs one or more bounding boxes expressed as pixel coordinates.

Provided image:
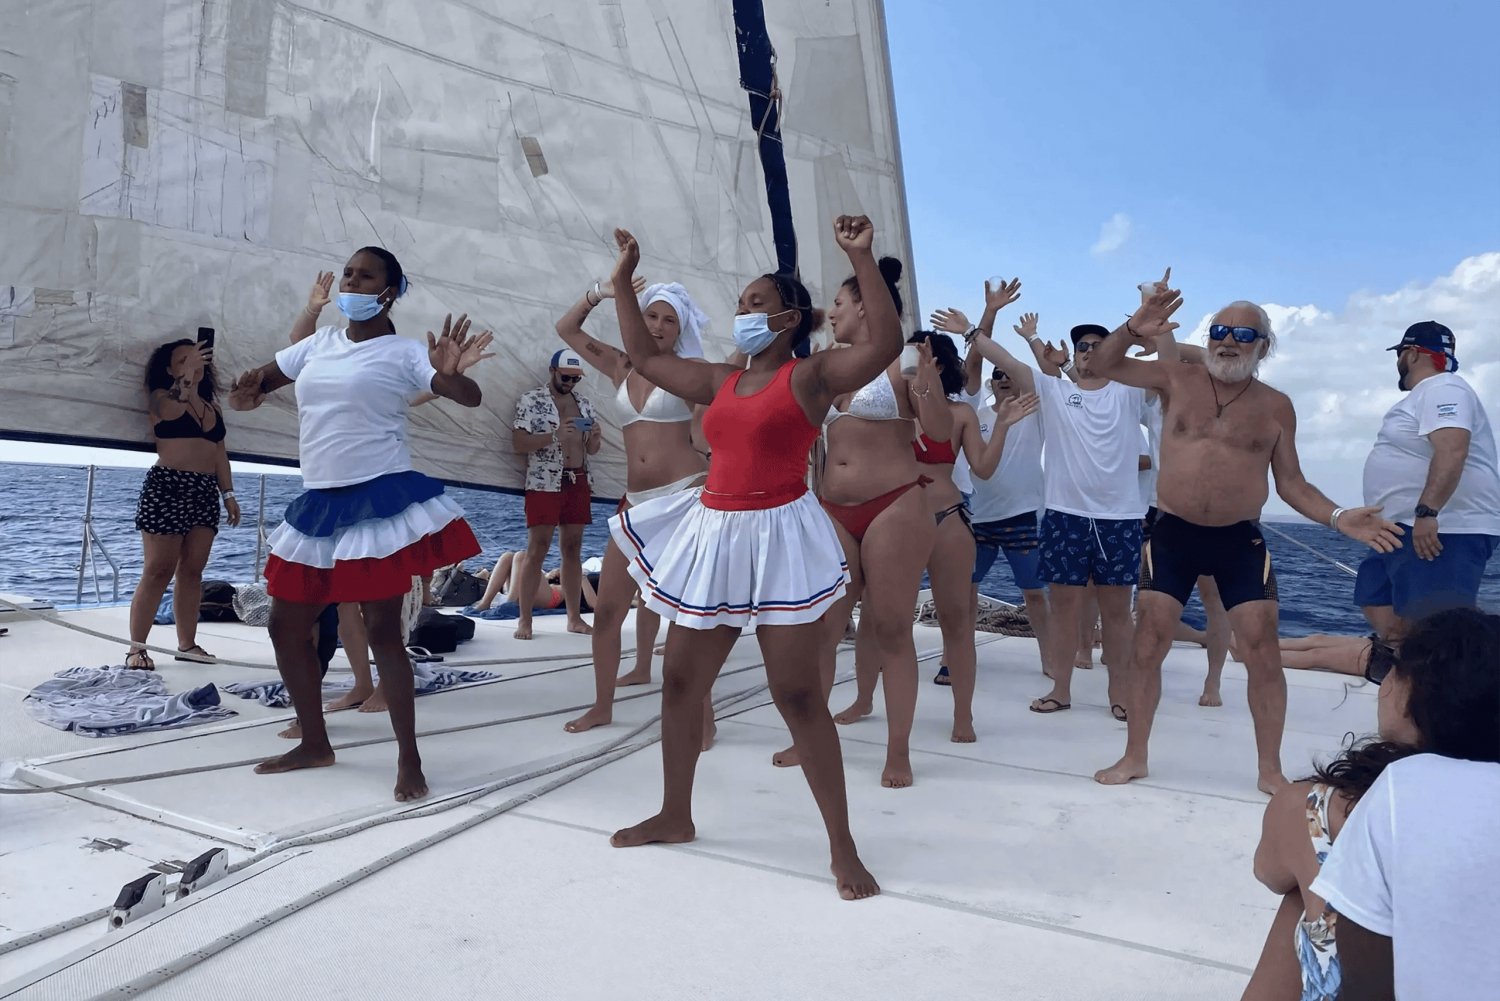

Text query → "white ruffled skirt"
[609,488,849,631]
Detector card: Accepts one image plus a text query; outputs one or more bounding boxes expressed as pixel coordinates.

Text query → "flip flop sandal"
[1111,704,1128,722]
[933,664,951,686]
[174,645,216,663]
[1029,697,1071,714]
[125,650,155,671]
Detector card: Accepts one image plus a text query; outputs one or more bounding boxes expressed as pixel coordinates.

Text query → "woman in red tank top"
[601,217,901,901]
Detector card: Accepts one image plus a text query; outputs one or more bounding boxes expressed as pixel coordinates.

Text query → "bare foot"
[358,687,389,714]
[1199,689,1223,708]
[881,750,913,788]
[951,715,976,743]
[701,717,717,752]
[278,721,301,740]
[771,744,801,768]
[616,668,653,687]
[567,618,593,636]
[325,688,373,712]
[831,851,880,901]
[833,699,873,725]
[564,706,612,733]
[394,760,428,802]
[610,813,696,848]
[1094,756,1149,786]
[254,741,335,774]
[514,622,533,640]
[1258,771,1290,796]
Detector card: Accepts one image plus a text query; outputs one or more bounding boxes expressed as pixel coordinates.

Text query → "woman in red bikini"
[804,259,950,790]
[605,216,897,900]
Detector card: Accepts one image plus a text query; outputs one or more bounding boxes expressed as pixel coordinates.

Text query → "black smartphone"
[198,326,215,348]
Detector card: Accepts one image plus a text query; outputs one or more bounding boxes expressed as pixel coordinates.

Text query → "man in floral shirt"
[510,349,601,639]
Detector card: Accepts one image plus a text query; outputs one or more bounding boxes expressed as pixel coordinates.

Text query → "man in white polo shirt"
[1356,321,1500,641]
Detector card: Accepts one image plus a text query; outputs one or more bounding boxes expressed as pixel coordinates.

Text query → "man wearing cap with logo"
[1356,321,1500,641]
[510,349,602,639]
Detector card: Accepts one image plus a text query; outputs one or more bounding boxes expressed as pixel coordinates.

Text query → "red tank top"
[701,361,817,511]
[913,432,958,465]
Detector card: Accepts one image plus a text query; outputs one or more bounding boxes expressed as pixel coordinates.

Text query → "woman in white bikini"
[554,277,716,742]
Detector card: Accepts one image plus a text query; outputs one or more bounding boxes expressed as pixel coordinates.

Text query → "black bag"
[407,608,475,654]
[199,580,240,622]
[434,567,487,608]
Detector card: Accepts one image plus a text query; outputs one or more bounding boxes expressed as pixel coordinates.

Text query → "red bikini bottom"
[821,477,933,543]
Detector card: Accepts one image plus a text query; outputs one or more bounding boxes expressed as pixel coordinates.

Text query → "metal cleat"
[106,872,167,930]
[174,848,230,899]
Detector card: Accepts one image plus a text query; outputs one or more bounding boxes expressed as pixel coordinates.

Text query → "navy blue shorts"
[972,512,1045,589]
[1039,510,1142,587]
[1353,528,1497,620]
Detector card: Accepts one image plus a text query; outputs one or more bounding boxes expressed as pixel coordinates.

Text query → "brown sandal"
[125,649,155,671]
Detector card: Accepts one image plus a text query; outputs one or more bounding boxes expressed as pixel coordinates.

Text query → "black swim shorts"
[1140,513,1277,611]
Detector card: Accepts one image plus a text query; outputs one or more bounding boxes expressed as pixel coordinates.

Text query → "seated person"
[1241,607,1498,1000]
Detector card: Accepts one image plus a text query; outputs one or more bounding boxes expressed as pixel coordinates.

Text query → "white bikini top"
[824,371,907,427]
[616,376,693,426]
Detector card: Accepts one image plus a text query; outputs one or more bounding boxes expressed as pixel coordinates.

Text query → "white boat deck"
[0,598,1378,999]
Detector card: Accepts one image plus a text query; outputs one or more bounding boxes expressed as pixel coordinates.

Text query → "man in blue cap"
[1357,321,1500,640]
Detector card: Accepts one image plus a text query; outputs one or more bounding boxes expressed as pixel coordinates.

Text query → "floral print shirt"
[513,386,596,492]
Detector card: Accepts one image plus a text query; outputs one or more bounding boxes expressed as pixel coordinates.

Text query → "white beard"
[1205,349,1261,384]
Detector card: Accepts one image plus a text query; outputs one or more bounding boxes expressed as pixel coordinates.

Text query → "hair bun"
[878,256,904,284]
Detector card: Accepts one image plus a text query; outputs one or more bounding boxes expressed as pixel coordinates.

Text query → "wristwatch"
[1414,504,1440,519]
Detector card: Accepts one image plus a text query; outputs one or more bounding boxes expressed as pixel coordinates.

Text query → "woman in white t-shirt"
[1244,607,1499,1000]
[229,247,491,803]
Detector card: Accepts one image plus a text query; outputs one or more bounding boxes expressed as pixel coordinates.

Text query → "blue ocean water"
[2,462,1495,634]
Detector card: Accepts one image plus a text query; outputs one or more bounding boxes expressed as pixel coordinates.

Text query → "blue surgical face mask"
[733,309,792,357]
[337,289,389,322]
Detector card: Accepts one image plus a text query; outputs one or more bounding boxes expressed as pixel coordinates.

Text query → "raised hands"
[833,214,875,253]
[427,313,481,376]
[307,271,334,315]
[1129,285,1183,342]
[1012,312,1039,341]
[984,277,1022,313]
[930,307,971,335]
[611,228,641,293]
[996,392,1040,427]
[229,370,266,411]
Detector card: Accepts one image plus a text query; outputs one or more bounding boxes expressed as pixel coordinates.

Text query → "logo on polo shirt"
[1067,393,1083,408]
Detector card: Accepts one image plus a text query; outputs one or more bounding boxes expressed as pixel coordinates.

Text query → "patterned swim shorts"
[134,466,221,536]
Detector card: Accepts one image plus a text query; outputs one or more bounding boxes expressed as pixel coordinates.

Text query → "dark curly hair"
[908,330,965,397]
[1310,607,1500,816]
[144,339,218,401]
[762,271,825,350]
[841,256,905,319]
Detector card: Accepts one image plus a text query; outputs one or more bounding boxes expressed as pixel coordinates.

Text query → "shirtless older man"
[1089,288,1402,793]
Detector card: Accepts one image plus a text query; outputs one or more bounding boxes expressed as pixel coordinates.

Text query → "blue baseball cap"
[1387,321,1455,355]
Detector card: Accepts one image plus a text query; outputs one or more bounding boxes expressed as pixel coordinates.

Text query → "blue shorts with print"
[972,512,1045,589]
[1039,510,1142,587]
[1353,527,1497,620]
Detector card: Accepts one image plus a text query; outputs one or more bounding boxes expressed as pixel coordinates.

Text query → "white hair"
[1211,300,1276,356]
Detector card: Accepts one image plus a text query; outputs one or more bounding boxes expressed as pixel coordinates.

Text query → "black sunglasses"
[1364,635,1397,685]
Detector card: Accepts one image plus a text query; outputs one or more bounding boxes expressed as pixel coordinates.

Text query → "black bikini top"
[155,402,226,443]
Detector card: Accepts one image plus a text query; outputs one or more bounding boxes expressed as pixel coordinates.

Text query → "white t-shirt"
[1139,395,1163,510]
[1310,754,1500,999]
[274,326,437,489]
[1035,375,1147,520]
[1361,372,1500,535]
[969,402,1045,523]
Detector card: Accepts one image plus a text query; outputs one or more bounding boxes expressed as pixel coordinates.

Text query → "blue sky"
[885,0,1500,330]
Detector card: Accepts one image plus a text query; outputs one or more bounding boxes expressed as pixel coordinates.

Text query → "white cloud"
[1186,252,1500,516]
[1090,212,1132,256]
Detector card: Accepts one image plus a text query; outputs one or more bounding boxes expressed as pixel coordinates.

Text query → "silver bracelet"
[1329,506,1346,531]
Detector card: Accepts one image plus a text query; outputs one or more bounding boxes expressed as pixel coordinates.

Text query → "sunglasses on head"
[1363,635,1397,685]
[1209,324,1263,344]
[557,373,582,384]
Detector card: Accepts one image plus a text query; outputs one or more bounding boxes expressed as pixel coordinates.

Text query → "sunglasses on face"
[1364,636,1397,685]
[1208,324,1263,344]
[557,373,582,384]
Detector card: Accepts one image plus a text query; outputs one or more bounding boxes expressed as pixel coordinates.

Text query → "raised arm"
[610,229,733,405]
[1268,395,1402,552]
[970,392,1040,479]
[425,314,485,408]
[289,271,334,344]
[555,275,646,386]
[809,216,903,396]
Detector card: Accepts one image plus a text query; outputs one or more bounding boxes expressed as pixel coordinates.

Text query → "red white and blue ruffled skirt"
[264,471,480,604]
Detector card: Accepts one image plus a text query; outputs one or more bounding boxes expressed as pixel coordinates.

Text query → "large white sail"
[0,0,913,496]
